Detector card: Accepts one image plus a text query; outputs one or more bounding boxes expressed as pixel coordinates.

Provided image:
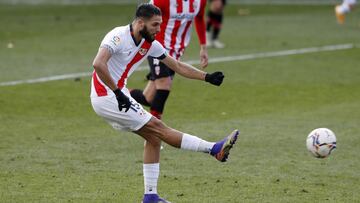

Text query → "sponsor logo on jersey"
[112,36,121,45]
[171,13,195,20]
[139,48,148,56]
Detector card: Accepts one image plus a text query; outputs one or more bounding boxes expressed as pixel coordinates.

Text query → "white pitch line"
[189,43,355,64]
[0,43,355,87]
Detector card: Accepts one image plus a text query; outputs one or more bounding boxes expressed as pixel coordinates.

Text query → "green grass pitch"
[0,3,360,202]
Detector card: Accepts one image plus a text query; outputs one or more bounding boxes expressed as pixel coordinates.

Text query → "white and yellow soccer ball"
[306,128,337,158]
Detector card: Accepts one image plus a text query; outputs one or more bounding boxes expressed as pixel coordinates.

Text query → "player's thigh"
[143,80,156,102]
[154,76,173,90]
[136,117,167,135]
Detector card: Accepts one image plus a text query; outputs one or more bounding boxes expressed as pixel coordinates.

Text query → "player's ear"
[138,18,146,29]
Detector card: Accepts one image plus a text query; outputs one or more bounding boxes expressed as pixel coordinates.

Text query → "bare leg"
[137,117,239,202]
[154,76,173,90]
[135,117,238,161]
[135,117,183,201]
[143,138,161,164]
[135,117,183,149]
[143,80,156,104]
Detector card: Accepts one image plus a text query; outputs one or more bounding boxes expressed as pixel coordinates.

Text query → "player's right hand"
[205,71,224,86]
[113,88,131,112]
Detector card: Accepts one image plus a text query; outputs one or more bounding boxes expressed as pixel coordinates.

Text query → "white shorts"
[91,91,152,132]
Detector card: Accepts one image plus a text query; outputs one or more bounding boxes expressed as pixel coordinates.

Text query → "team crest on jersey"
[111,36,121,45]
[139,48,148,56]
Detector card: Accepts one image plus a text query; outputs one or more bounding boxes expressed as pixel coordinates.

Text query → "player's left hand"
[205,71,224,86]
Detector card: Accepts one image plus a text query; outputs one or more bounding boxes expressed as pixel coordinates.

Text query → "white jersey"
[91,25,166,97]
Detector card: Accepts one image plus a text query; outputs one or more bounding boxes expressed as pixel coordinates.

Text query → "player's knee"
[146,117,167,132]
[152,117,167,129]
[155,77,172,90]
[153,118,172,138]
[144,137,161,148]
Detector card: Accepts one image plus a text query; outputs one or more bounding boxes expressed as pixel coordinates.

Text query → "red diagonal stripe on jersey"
[117,41,152,89]
[93,71,107,96]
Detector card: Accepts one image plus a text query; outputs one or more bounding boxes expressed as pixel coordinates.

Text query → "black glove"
[113,88,131,112]
[205,71,224,86]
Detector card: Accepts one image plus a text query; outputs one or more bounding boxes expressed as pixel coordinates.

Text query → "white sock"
[143,163,159,194]
[180,133,215,153]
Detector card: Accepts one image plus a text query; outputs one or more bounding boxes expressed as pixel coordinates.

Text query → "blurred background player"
[206,0,226,48]
[130,0,208,120]
[335,0,357,24]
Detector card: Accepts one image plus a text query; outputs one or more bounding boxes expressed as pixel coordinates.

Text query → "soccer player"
[90,3,238,203]
[206,0,226,48]
[335,0,357,24]
[130,0,208,120]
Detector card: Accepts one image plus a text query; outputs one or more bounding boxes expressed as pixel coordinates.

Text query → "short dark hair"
[135,3,162,20]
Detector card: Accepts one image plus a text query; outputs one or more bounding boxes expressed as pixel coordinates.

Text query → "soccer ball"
[306,128,337,158]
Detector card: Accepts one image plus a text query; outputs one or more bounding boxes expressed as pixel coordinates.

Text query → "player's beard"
[140,25,155,43]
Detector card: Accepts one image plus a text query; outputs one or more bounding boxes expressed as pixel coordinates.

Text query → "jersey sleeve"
[194,0,207,45]
[149,40,167,59]
[100,28,123,55]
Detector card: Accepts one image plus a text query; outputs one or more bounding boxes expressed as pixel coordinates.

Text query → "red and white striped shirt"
[151,0,207,59]
[91,25,166,97]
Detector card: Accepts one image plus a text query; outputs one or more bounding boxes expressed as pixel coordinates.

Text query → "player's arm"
[92,47,117,91]
[160,55,224,86]
[92,47,131,112]
[195,0,208,68]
